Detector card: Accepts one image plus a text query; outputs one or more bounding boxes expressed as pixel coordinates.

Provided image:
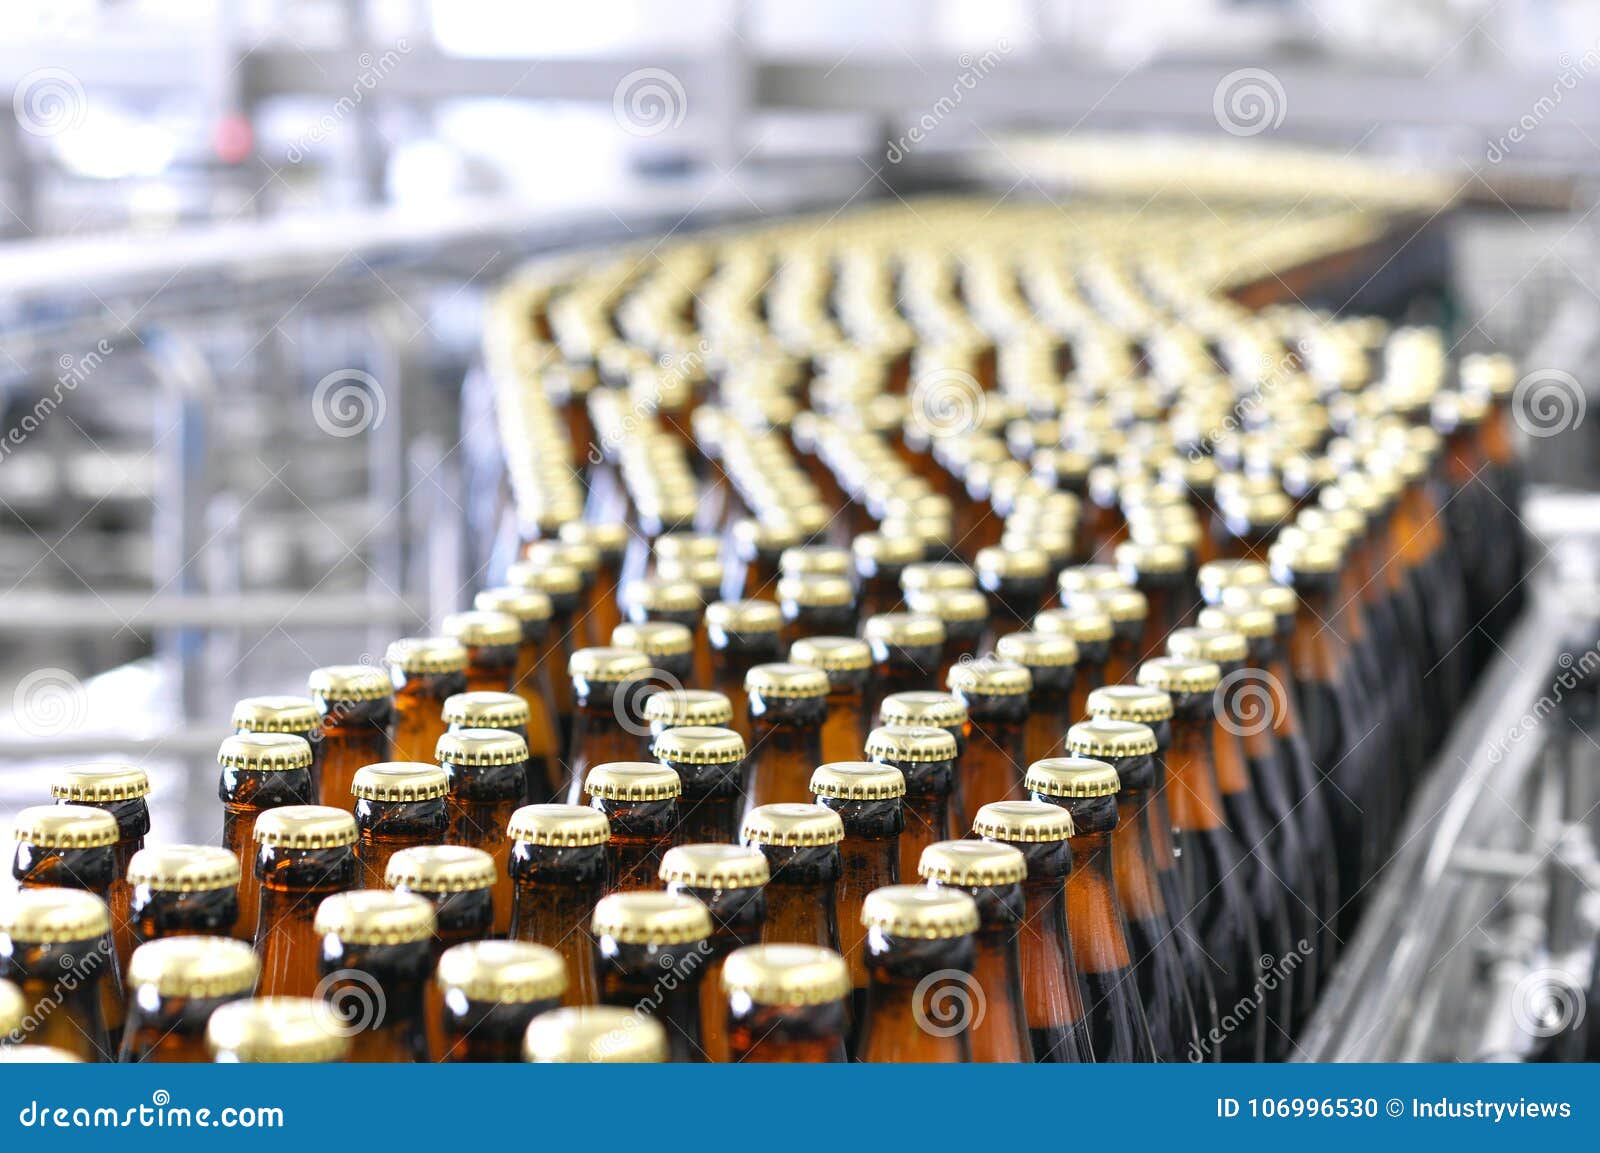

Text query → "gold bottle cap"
[591,892,710,945]
[1167,626,1248,664]
[1198,603,1276,640]
[622,576,702,613]
[0,1046,82,1063]
[864,723,958,763]
[947,657,1032,696]
[568,645,651,683]
[583,761,681,802]
[611,621,694,657]
[1223,490,1293,528]
[733,516,803,554]
[384,636,468,675]
[351,761,449,802]
[385,845,496,893]
[443,610,522,649]
[641,688,734,727]
[918,840,1027,887]
[206,997,351,1063]
[789,635,872,673]
[436,940,567,1003]
[523,1006,667,1063]
[1026,755,1122,798]
[252,805,358,849]
[308,664,391,704]
[1086,684,1173,723]
[860,884,979,939]
[905,586,988,623]
[475,587,554,624]
[126,845,241,892]
[1034,605,1114,643]
[995,630,1079,668]
[809,761,906,801]
[0,888,111,943]
[435,727,529,767]
[779,545,852,578]
[441,690,530,729]
[721,944,851,1006]
[658,843,770,889]
[1066,719,1159,758]
[1137,656,1222,694]
[0,980,24,1035]
[658,556,724,593]
[11,805,117,849]
[900,562,976,593]
[507,804,610,847]
[654,531,722,563]
[976,544,1050,580]
[852,532,923,567]
[508,560,583,596]
[705,598,783,633]
[651,725,745,765]
[127,936,259,999]
[559,520,630,557]
[1114,539,1189,574]
[879,690,967,728]
[972,799,1074,843]
[777,573,854,608]
[217,731,314,773]
[744,662,831,700]
[527,539,601,576]
[1056,563,1128,595]
[1221,580,1298,617]
[1269,533,1343,574]
[862,612,946,647]
[48,763,150,803]
[231,695,319,734]
[314,889,435,945]
[1197,558,1271,596]
[1066,586,1148,623]
[742,803,845,847]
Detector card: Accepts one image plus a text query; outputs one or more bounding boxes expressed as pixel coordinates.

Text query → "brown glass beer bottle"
[523,1005,666,1063]
[126,845,241,944]
[743,662,830,810]
[473,587,561,785]
[435,728,528,932]
[995,631,1079,764]
[947,658,1032,829]
[217,731,314,940]
[232,695,324,798]
[591,891,713,1062]
[1034,604,1114,723]
[742,803,844,950]
[0,889,115,1060]
[385,845,495,950]
[308,665,393,810]
[972,800,1093,1062]
[722,944,851,1062]
[861,611,946,730]
[918,840,1034,1062]
[704,599,784,733]
[584,761,681,893]
[48,764,149,981]
[435,940,567,1062]
[651,725,746,845]
[351,762,449,890]
[789,636,873,766]
[384,636,469,765]
[562,645,652,804]
[314,890,435,1062]
[864,723,958,879]
[252,805,359,999]
[119,936,257,1063]
[659,843,770,1062]
[854,885,979,1063]
[506,804,608,1006]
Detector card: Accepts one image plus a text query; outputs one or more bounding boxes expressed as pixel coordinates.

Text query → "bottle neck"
[1165,704,1227,831]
